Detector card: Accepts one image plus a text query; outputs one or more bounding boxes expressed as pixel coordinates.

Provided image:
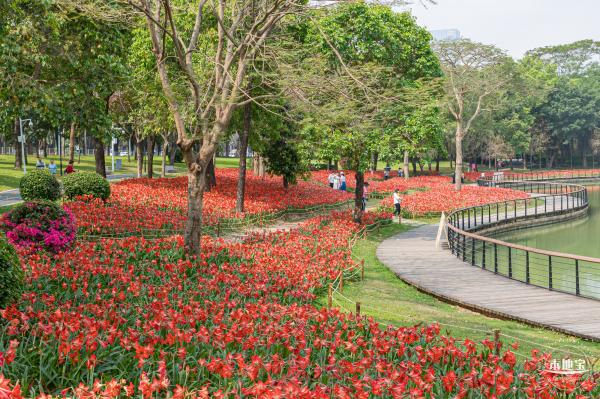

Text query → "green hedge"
[62,171,111,200]
[0,237,23,307]
[19,169,61,201]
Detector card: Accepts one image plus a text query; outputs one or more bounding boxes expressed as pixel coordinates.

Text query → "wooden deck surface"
[377,224,600,341]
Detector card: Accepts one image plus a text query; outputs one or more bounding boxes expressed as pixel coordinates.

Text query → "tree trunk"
[169,134,177,166]
[161,137,168,178]
[435,157,440,172]
[372,152,379,171]
[403,150,410,180]
[205,156,216,191]
[13,119,22,169]
[353,169,364,223]
[258,156,265,177]
[253,153,260,175]
[147,135,155,178]
[454,127,463,191]
[136,137,144,178]
[94,137,106,178]
[283,175,289,189]
[236,102,251,213]
[523,153,527,170]
[548,152,555,169]
[411,159,417,174]
[184,169,207,254]
[68,122,76,163]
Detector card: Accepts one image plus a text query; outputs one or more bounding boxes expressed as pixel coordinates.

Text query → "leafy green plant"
[62,171,110,201]
[19,169,61,201]
[0,236,23,307]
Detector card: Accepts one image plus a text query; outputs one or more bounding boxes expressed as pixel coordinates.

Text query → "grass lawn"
[317,223,600,363]
[0,155,238,191]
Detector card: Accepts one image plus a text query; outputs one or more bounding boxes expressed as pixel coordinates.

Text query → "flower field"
[66,169,352,237]
[380,185,530,216]
[311,170,449,194]
[1,208,598,398]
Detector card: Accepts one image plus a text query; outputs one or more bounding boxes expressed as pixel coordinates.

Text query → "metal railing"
[446,179,600,300]
[478,169,600,183]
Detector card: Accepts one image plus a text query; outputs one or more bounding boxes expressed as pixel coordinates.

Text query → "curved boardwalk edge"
[377,224,600,341]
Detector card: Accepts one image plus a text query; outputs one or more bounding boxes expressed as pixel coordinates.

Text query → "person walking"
[328,172,335,188]
[339,172,347,191]
[65,160,75,174]
[362,182,369,211]
[48,160,57,176]
[393,189,402,223]
[35,157,45,169]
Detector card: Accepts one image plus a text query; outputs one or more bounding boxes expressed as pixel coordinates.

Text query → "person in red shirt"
[65,160,75,174]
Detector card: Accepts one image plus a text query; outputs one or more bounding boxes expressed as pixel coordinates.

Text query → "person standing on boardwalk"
[393,189,402,223]
[339,172,347,191]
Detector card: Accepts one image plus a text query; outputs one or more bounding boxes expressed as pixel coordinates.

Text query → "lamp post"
[111,126,124,173]
[18,118,32,174]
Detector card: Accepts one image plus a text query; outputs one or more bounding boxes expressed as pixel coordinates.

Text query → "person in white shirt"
[393,189,402,222]
[328,172,335,188]
[332,173,340,190]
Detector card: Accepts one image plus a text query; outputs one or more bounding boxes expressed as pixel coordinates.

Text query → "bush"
[62,171,110,200]
[0,237,23,307]
[19,169,61,201]
[0,200,76,253]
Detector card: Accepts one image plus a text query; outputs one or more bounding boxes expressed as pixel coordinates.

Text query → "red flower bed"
[381,185,530,216]
[66,169,352,236]
[0,210,596,398]
[311,170,450,193]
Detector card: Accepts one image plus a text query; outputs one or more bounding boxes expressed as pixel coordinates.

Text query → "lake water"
[497,186,600,258]
[491,185,600,298]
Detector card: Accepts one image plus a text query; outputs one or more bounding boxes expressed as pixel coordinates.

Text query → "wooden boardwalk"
[377,224,600,341]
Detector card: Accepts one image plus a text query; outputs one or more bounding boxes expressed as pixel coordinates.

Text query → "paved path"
[0,174,135,207]
[377,222,600,341]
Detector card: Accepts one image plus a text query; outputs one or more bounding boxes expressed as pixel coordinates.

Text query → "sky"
[403,0,600,58]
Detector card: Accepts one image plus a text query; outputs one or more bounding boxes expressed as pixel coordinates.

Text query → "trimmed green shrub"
[19,169,61,201]
[0,236,23,307]
[62,171,111,200]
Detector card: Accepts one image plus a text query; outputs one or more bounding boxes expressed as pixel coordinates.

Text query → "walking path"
[377,193,600,341]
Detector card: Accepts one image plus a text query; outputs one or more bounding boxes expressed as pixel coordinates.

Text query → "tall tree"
[120,0,304,254]
[434,39,509,190]
[288,2,440,221]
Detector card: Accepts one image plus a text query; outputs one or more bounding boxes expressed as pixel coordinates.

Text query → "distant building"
[430,29,461,41]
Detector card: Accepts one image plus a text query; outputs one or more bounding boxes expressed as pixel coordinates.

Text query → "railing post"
[494,243,498,274]
[514,200,517,219]
[468,208,471,229]
[471,237,475,266]
[482,241,486,270]
[526,252,530,284]
[462,212,465,230]
[524,198,527,216]
[505,202,507,221]
[575,259,580,296]
[508,247,512,278]
[548,255,553,290]
[462,233,466,261]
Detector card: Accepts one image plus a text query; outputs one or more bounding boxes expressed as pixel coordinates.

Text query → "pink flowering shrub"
[0,201,76,253]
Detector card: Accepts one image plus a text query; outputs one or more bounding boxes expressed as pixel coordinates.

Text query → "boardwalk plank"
[377,224,600,341]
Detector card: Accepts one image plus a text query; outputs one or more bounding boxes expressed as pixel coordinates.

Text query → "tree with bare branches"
[118,0,304,254]
[434,39,509,190]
